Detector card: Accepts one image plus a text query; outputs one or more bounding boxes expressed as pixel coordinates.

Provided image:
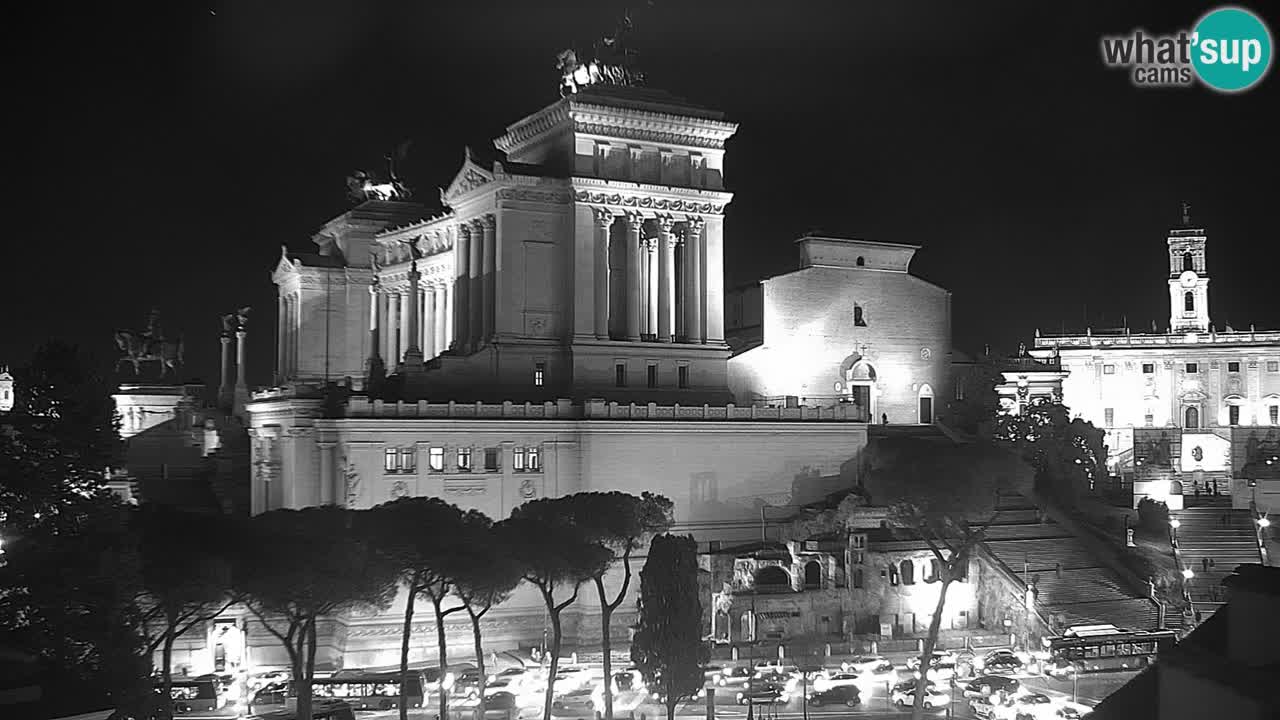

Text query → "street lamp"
[1259,517,1272,529]
[1181,567,1195,581]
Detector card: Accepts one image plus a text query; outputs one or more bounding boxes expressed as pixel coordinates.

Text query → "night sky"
[7,1,1278,391]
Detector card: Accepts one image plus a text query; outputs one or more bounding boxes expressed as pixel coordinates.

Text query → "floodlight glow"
[1258,517,1271,528]
[1170,519,1181,529]
[1182,568,1194,580]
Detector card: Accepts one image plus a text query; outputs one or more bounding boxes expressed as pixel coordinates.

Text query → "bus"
[1045,626,1178,675]
[158,676,224,713]
[247,698,357,720]
[279,672,427,711]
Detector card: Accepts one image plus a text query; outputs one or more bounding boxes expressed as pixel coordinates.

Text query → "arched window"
[925,559,941,583]
[1183,251,1194,272]
[1184,292,1195,312]
[856,256,865,267]
[853,305,867,327]
[804,560,822,589]
[1185,406,1200,429]
[754,565,789,589]
[900,560,915,585]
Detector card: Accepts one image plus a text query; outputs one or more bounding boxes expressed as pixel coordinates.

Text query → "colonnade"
[370,280,454,366]
[595,210,709,343]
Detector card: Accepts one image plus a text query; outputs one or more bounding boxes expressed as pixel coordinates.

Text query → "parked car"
[736,683,785,705]
[970,696,999,719]
[821,672,861,689]
[1007,692,1054,720]
[964,675,1021,698]
[890,679,950,710]
[1055,706,1091,720]
[703,666,724,684]
[805,685,860,708]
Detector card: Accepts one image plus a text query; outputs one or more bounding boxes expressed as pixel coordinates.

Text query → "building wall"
[729,265,951,423]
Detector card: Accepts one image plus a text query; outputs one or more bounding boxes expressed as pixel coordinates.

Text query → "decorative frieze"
[574,190,726,216]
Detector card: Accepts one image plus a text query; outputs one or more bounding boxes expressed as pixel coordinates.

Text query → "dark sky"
[7,1,1278,390]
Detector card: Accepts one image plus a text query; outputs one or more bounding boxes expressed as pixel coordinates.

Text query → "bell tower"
[1167,202,1210,333]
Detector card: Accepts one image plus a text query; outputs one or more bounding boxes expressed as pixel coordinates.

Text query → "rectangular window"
[1186,363,1198,374]
[851,534,867,550]
[678,365,689,389]
[1145,413,1154,427]
[534,362,545,387]
[1229,405,1240,426]
[457,447,472,472]
[484,448,500,472]
[1103,364,1115,375]
[527,445,541,472]
[399,448,416,473]
[513,447,526,471]
[955,380,965,401]
[428,447,444,472]
[1268,361,1280,372]
[384,448,398,473]
[1271,406,1279,425]
[647,364,658,389]
[1228,361,1241,373]
[1142,363,1155,374]
[1104,408,1115,427]
[615,362,627,387]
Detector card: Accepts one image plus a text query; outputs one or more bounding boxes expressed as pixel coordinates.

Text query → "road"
[193,660,1133,719]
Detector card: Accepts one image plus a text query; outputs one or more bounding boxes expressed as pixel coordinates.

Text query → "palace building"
[1028,209,1280,512]
[231,62,957,673]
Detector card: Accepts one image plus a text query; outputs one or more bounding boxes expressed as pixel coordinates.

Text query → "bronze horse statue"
[114,329,184,379]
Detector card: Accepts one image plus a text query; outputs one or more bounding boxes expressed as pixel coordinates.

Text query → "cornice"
[571,177,732,217]
[494,102,573,156]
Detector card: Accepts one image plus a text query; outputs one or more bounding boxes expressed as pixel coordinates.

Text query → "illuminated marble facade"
[1029,217,1280,511]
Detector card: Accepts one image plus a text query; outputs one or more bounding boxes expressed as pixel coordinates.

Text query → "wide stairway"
[982,493,1164,631]
[1174,496,1262,621]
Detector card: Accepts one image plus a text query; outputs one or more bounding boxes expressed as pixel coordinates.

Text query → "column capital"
[458,222,473,239]
[479,213,496,230]
[685,215,706,234]
[625,212,645,231]
[592,207,616,228]
[656,215,677,234]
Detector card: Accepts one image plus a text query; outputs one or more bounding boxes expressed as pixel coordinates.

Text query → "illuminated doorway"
[918,383,935,424]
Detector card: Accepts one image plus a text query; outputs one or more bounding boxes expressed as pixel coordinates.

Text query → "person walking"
[1201,557,1209,573]
[881,413,889,425]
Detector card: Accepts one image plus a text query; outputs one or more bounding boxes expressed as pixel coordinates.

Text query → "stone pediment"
[441,148,495,205]
[271,246,299,283]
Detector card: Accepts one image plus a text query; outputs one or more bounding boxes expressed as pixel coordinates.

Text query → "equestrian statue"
[114,308,185,380]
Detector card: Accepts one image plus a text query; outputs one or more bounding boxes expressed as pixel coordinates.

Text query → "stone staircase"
[1173,497,1262,622]
[982,493,1164,631]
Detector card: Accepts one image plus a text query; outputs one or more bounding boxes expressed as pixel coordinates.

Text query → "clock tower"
[1167,202,1210,333]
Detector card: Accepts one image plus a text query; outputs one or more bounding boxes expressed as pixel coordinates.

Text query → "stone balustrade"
[339,396,869,422]
[1036,329,1280,349]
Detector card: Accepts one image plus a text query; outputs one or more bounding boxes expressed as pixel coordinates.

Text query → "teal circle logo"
[1192,7,1272,92]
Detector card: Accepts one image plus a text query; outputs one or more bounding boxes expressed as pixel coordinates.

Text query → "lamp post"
[1169,517,1181,547]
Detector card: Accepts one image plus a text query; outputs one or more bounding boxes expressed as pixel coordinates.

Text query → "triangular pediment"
[272,246,300,283]
[441,148,495,204]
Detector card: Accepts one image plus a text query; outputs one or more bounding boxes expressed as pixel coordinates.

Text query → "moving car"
[1006,692,1054,720]
[820,672,860,689]
[1055,706,1091,719]
[907,650,957,671]
[963,675,1021,698]
[984,653,1024,674]
[890,679,950,710]
[736,683,785,705]
[843,655,894,674]
[970,696,1000,719]
[716,667,753,687]
[805,686,860,707]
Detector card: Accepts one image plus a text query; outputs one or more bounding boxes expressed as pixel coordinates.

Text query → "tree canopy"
[994,398,1107,506]
[631,534,707,720]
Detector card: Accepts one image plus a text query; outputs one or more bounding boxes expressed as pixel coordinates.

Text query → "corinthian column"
[480,214,496,345]
[276,293,287,383]
[368,284,381,361]
[593,208,613,339]
[657,216,676,343]
[402,262,423,369]
[625,213,643,341]
[645,239,658,338]
[424,286,437,358]
[387,291,401,363]
[454,224,470,352]
[685,217,705,344]
[468,219,483,350]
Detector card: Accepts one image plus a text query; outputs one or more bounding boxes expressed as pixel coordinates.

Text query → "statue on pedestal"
[115,308,185,380]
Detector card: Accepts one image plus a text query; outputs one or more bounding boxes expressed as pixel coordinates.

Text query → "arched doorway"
[1185,406,1200,429]
[804,560,822,589]
[838,354,877,422]
[918,383,935,424]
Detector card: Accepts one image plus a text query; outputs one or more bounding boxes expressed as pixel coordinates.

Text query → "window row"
[884,558,967,586]
[1131,360,1280,375]
[384,445,542,474]
[614,361,691,389]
